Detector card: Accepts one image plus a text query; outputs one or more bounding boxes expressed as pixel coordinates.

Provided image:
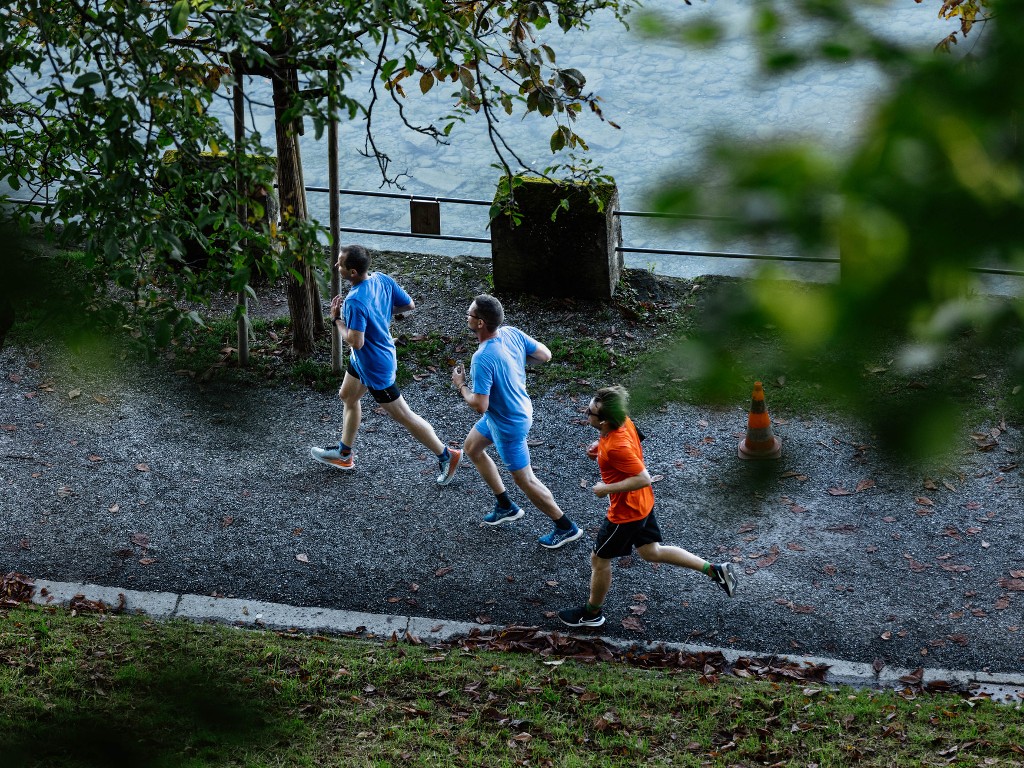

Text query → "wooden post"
[233,67,250,367]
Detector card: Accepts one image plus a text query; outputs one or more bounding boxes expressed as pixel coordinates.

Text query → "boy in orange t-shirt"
[558,385,738,628]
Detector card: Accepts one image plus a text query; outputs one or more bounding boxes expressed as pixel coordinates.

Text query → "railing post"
[328,72,343,374]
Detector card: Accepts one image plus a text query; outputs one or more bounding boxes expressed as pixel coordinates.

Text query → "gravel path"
[2,257,1022,675]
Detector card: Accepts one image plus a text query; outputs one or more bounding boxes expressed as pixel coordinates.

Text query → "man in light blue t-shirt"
[310,245,460,486]
[451,294,582,549]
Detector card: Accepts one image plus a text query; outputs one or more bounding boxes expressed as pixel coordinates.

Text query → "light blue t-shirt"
[343,272,411,390]
[470,326,538,439]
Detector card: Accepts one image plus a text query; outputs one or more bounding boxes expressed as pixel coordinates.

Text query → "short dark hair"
[472,294,504,332]
[592,385,629,429]
[341,244,370,274]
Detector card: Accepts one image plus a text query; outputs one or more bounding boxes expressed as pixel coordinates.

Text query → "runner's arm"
[593,469,652,498]
[338,324,364,350]
[525,341,551,365]
[331,300,365,350]
[459,388,488,414]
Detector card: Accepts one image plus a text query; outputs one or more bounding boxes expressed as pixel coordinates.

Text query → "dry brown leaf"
[620,616,644,632]
[756,545,781,568]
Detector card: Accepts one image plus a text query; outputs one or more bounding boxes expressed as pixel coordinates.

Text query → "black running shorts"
[593,512,663,560]
[346,365,401,404]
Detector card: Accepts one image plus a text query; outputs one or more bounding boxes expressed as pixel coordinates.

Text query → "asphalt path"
[2,343,1022,674]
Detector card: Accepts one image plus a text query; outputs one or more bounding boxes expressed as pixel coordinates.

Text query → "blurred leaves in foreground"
[640,0,1023,460]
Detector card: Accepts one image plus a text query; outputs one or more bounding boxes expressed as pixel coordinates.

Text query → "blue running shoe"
[538,520,583,549]
[482,501,524,526]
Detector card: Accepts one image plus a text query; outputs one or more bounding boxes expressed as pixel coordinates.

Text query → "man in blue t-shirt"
[451,294,582,549]
[310,245,460,485]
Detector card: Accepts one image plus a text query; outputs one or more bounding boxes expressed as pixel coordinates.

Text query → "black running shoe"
[709,562,738,597]
[558,605,605,628]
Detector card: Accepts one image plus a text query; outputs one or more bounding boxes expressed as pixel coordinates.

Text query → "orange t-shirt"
[597,417,654,524]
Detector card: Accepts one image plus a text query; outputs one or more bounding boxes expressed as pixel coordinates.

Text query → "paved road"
[2,343,1022,674]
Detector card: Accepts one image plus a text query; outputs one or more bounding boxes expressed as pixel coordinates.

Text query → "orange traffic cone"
[738,381,782,460]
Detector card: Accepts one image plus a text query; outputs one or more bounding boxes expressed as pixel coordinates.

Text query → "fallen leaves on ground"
[1,572,35,606]
[441,625,832,686]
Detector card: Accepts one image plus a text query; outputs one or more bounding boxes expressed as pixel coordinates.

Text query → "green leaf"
[536,89,554,117]
[169,0,190,35]
[73,72,102,89]
[558,68,585,97]
[381,59,399,82]
[550,126,571,153]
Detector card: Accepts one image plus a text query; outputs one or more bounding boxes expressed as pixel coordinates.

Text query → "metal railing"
[306,186,832,266]
[7,185,1023,278]
[305,185,492,244]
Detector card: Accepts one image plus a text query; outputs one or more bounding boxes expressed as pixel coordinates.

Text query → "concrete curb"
[30,578,1024,706]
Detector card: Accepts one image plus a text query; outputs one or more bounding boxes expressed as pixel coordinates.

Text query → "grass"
[2,603,1022,767]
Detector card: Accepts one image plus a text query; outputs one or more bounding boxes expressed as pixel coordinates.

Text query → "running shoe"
[558,605,605,628]
[309,445,355,470]
[482,501,524,526]
[708,562,738,597]
[538,520,583,549]
[436,448,462,486]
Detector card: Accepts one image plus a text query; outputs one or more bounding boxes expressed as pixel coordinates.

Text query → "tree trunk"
[273,71,316,357]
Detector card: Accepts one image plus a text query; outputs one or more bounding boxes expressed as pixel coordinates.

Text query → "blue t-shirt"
[343,273,412,390]
[470,326,538,439]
